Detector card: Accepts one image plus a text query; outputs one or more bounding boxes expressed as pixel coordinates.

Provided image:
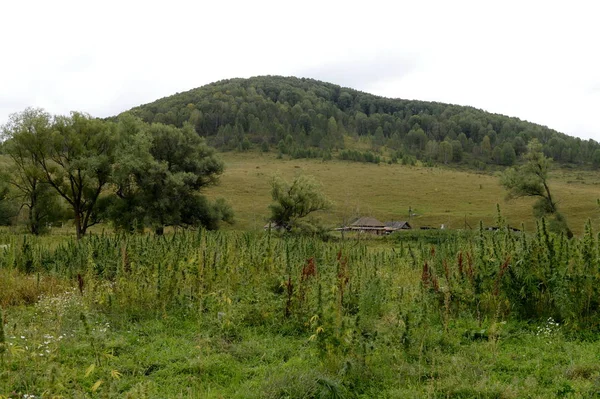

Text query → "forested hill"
[124,76,600,167]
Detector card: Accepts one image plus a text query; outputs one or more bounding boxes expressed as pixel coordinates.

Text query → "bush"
[338,149,381,164]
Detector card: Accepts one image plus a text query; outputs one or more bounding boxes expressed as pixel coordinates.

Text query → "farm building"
[384,221,411,233]
[338,217,412,235]
[350,217,386,234]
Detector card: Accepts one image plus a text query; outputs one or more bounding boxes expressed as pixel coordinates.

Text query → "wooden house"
[384,221,411,233]
[348,217,386,235]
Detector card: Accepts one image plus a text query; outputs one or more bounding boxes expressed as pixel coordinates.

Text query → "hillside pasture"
[205,152,600,235]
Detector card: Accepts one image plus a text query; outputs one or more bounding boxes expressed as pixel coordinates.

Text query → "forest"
[126,76,600,167]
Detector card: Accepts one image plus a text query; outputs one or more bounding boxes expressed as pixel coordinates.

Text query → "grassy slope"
[206,152,600,235]
[2,153,598,236]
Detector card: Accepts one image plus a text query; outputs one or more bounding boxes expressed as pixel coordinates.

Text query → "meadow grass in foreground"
[1,225,600,398]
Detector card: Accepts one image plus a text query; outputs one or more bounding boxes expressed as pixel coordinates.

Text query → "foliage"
[338,149,381,164]
[124,76,600,167]
[202,151,600,235]
[2,110,230,236]
[1,108,67,234]
[0,179,18,226]
[108,115,230,233]
[501,139,572,236]
[1,227,600,396]
[268,175,332,232]
[2,110,117,238]
[46,112,117,239]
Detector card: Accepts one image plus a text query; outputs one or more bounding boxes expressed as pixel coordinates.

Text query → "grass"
[204,152,600,235]
[2,150,600,398]
[2,152,599,236]
[4,305,600,398]
[2,227,600,398]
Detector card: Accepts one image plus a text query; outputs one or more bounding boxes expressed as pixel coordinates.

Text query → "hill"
[124,76,600,168]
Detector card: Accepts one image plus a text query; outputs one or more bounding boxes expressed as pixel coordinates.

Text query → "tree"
[481,135,492,159]
[451,140,463,162]
[372,126,386,148]
[406,127,428,153]
[109,116,229,234]
[501,139,572,237]
[438,141,453,164]
[327,116,338,136]
[424,140,439,161]
[0,178,18,226]
[513,136,527,156]
[268,175,332,232]
[34,113,116,239]
[1,108,66,234]
[592,149,600,169]
[457,133,469,150]
[351,112,367,136]
[500,142,516,166]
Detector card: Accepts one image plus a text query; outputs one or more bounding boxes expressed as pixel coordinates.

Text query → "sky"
[1,0,599,141]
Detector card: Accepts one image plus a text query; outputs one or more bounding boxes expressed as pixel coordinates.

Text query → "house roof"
[384,221,411,229]
[351,217,385,228]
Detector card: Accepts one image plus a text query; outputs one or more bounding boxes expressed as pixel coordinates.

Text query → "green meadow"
[206,152,600,235]
[2,151,600,398]
[2,225,600,398]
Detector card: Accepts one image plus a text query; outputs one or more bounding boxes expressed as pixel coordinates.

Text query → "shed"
[349,217,386,235]
[384,221,412,232]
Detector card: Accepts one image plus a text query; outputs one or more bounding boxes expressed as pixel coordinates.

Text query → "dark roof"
[351,217,385,228]
[486,226,521,232]
[384,221,411,230]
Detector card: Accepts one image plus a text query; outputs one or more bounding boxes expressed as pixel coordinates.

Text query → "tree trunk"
[155,226,164,236]
[542,181,557,214]
[29,207,39,235]
[29,182,39,235]
[75,211,83,240]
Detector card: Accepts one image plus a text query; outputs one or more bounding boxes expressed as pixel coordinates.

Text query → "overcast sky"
[1,0,599,141]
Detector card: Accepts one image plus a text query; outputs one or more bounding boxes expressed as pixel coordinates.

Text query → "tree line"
[125,76,600,167]
[0,109,232,237]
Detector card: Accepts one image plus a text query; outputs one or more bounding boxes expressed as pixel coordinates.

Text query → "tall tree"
[481,135,492,160]
[109,117,229,234]
[438,141,453,164]
[35,112,116,238]
[0,178,17,226]
[592,149,600,169]
[500,142,517,166]
[501,139,572,237]
[1,108,65,234]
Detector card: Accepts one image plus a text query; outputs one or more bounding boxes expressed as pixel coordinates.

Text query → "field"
[2,224,600,398]
[2,151,599,235]
[205,152,600,235]
[2,152,600,398]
